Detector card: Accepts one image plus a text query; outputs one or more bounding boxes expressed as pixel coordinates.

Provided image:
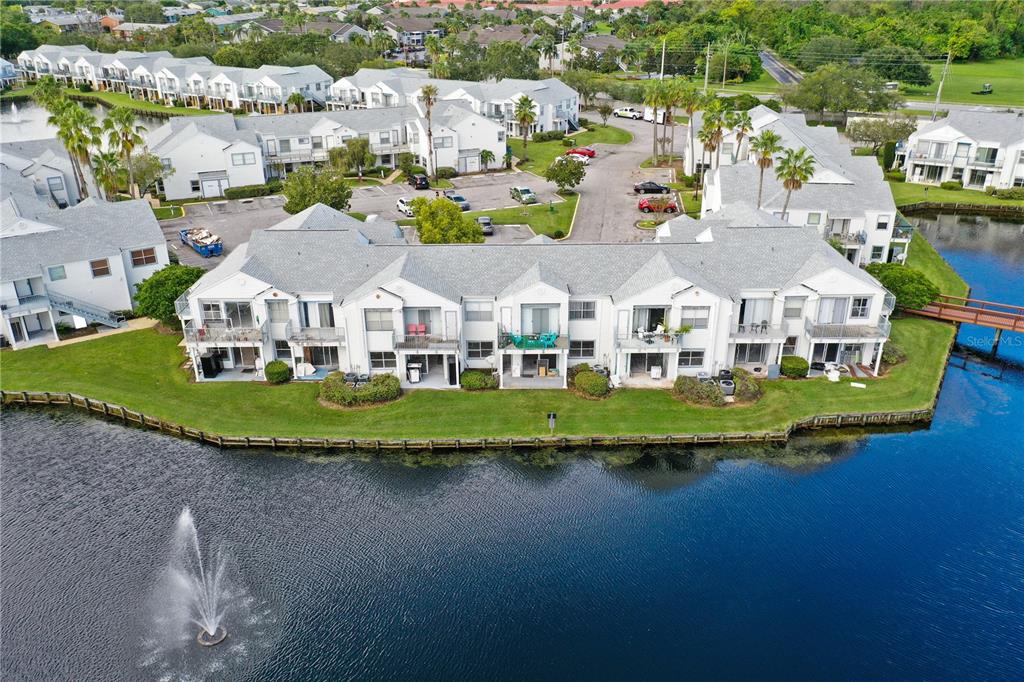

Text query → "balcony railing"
[394,333,458,350]
[730,322,787,339]
[616,330,682,349]
[184,319,267,344]
[174,295,192,319]
[882,292,897,315]
[499,331,567,350]
[805,317,891,339]
[288,324,346,345]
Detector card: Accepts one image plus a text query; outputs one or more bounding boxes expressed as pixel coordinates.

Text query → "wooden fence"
[0,390,934,452]
[898,201,1024,217]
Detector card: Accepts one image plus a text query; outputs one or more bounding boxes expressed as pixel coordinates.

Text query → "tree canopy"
[410,197,484,244]
[282,166,353,215]
[865,263,940,310]
[134,264,205,327]
[544,157,587,193]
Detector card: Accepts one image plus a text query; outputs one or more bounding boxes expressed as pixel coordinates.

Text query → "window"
[370,351,396,369]
[782,336,798,355]
[130,248,157,267]
[231,152,256,166]
[312,136,323,150]
[679,306,710,329]
[783,296,805,319]
[871,246,885,261]
[160,157,172,171]
[297,137,309,145]
[467,341,494,358]
[365,309,393,331]
[497,131,505,142]
[464,301,493,322]
[379,131,391,144]
[190,180,201,192]
[734,343,769,364]
[433,136,452,149]
[806,212,821,225]
[274,340,292,360]
[569,340,595,359]
[266,300,289,322]
[952,167,965,182]
[89,258,110,277]
[851,297,870,319]
[974,147,997,165]
[1013,177,1024,188]
[569,300,596,320]
[47,265,66,281]
[677,349,705,367]
[304,345,339,367]
[279,139,291,153]
[201,302,223,322]
[876,217,889,230]
[47,176,64,192]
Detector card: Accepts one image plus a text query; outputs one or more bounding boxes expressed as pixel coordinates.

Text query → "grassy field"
[3,86,214,116]
[901,58,1024,107]
[151,206,184,220]
[906,232,970,298]
[400,194,579,238]
[0,318,953,440]
[509,124,633,175]
[887,181,1024,208]
[717,70,783,95]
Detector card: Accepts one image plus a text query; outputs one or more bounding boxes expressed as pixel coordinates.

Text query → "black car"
[408,173,429,189]
[634,181,671,194]
[476,216,494,236]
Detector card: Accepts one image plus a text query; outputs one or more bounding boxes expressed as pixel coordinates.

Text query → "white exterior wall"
[904,123,1024,189]
[160,134,265,200]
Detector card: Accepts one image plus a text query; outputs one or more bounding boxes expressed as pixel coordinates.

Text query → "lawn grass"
[594,21,613,35]
[887,180,1024,208]
[3,85,214,116]
[0,318,953,439]
[399,194,580,238]
[900,58,1024,107]
[717,70,783,95]
[509,124,632,175]
[906,232,970,298]
[152,206,184,220]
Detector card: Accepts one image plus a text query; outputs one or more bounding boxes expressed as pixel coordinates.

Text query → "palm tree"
[749,130,782,209]
[424,35,443,78]
[371,32,397,57]
[726,110,753,163]
[479,148,495,171]
[677,83,702,176]
[103,106,146,198]
[514,95,537,162]
[91,151,124,201]
[775,147,816,218]
[662,78,685,161]
[643,80,665,166]
[49,101,100,199]
[419,84,439,182]
[286,91,306,113]
[565,35,583,71]
[703,98,727,170]
[695,124,717,201]
[32,75,65,114]
[538,35,557,74]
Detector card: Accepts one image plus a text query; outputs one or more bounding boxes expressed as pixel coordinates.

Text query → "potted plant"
[673,324,693,340]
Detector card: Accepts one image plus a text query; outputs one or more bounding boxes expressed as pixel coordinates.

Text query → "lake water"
[0,100,166,144]
[2,217,1023,681]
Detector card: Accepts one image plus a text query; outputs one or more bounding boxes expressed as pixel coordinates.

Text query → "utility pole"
[659,37,666,80]
[703,43,711,94]
[932,47,952,122]
[721,42,729,87]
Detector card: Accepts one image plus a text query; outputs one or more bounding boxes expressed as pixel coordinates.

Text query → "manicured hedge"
[567,362,590,386]
[531,130,565,142]
[673,376,725,406]
[731,368,763,402]
[939,181,963,191]
[223,180,281,199]
[435,166,458,179]
[574,370,610,397]
[780,355,809,379]
[882,340,907,366]
[265,360,291,384]
[460,370,498,390]
[320,373,401,406]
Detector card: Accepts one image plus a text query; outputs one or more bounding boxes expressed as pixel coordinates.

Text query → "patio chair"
[406,323,417,337]
[416,323,427,336]
[539,333,557,348]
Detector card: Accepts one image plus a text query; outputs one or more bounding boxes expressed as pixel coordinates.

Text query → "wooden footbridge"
[906,295,1024,351]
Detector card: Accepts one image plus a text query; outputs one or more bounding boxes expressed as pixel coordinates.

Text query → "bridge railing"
[935,295,1024,316]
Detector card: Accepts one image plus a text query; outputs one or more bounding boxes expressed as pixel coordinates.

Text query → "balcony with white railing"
[882,292,897,315]
[174,295,192,319]
[184,319,267,344]
[805,316,891,339]
[616,329,683,349]
[730,322,788,339]
[394,333,458,350]
[288,323,346,345]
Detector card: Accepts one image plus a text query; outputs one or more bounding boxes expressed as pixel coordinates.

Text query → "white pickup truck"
[613,106,643,120]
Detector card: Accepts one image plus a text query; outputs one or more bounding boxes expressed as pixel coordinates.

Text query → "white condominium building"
[177,203,895,386]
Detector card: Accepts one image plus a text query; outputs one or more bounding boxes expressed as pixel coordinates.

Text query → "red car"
[564,146,596,158]
[638,196,678,213]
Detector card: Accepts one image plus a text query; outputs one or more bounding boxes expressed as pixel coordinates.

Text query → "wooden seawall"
[1,390,934,452]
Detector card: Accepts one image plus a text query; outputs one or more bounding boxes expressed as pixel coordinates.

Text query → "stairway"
[48,294,126,329]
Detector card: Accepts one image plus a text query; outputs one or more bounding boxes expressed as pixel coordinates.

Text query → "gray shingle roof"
[914,110,1024,147]
[191,203,882,304]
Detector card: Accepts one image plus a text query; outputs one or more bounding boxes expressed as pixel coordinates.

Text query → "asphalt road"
[759,51,803,85]
[565,114,681,242]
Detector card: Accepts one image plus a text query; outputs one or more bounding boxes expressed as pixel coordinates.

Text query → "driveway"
[565,114,685,242]
[160,196,288,269]
[348,170,560,222]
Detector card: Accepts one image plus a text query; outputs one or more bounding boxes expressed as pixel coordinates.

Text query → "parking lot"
[348,170,561,222]
[160,196,288,268]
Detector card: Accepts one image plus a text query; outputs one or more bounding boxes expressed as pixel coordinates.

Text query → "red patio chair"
[416,323,427,336]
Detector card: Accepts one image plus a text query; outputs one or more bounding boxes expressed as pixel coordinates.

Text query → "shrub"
[460,369,498,390]
[780,355,809,379]
[345,165,389,178]
[579,117,593,128]
[882,341,907,366]
[763,99,783,112]
[984,185,996,195]
[407,165,427,176]
[112,309,139,321]
[882,141,896,170]
[731,367,763,402]
[566,362,590,386]
[884,170,906,182]
[224,183,278,199]
[265,360,291,384]
[435,166,458,179]
[995,187,1024,200]
[574,370,610,397]
[561,137,574,147]
[865,262,939,310]
[673,376,725,406]
[54,321,73,336]
[551,229,565,239]
[531,130,565,142]
[78,83,92,93]
[939,181,963,191]
[726,93,760,110]
[320,372,401,406]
